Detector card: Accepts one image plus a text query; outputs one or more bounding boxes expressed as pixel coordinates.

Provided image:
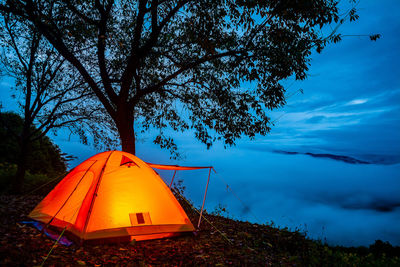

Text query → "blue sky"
[267,0,400,158]
[1,0,399,246]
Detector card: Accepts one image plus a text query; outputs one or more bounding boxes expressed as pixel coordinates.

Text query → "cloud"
[0,0,395,248]
[346,98,369,105]
[265,86,400,160]
[300,189,400,213]
[185,148,400,246]
[0,81,12,87]
[305,115,326,124]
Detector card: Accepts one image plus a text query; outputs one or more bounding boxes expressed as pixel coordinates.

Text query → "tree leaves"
[0,0,366,155]
[369,34,381,41]
[349,8,359,22]
[332,34,342,44]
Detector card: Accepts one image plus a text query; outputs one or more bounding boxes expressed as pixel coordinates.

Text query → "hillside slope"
[0,195,399,266]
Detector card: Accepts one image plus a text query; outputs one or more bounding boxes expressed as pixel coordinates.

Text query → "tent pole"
[169,170,177,188]
[43,160,97,232]
[81,151,114,240]
[197,167,211,229]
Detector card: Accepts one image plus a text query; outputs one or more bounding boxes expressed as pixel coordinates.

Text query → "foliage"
[211,203,231,218]
[0,14,114,150]
[0,12,117,192]
[0,0,368,156]
[0,163,58,194]
[0,112,69,175]
[0,16,95,140]
[0,112,69,192]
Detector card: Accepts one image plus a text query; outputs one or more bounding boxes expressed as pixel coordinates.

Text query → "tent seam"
[81,151,114,241]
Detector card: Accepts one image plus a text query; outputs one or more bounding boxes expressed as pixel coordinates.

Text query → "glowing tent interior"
[28,151,211,244]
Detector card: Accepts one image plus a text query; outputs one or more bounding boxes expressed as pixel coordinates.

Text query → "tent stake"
[197,167,211,229]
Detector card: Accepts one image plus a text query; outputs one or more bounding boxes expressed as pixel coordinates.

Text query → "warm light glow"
[28,151,194,242]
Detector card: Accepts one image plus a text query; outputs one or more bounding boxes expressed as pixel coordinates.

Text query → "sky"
[1,0,399,247]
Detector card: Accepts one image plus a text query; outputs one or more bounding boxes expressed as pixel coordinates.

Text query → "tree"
[0,112,69,177]
[0,0,366,156]
[0,15,100,193]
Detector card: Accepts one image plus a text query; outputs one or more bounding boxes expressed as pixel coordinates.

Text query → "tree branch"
[139,0,189,58]
[24,31,40,125]
[96,0,118,104]
[21,1,116,118]
[123,0,191,104]
[62,0,99,25]
[31,58,65,115]
[119,0,148,101]
[129,50,243,106]
[30,90,91,138]
[4,16,28,72]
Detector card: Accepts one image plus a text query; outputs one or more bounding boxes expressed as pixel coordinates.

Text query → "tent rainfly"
[28,151,212,244]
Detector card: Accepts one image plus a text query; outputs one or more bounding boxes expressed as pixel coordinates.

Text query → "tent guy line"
[24,149,264,253]
[21,149,267,264]
[27,150,217,264]
[27,150,213,245]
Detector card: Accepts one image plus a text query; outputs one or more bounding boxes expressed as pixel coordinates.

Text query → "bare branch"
[130,49,243,106]
[31,90,91,138]
[139,0,190,58]
[96,0,118,103]
[24,31,41,125]
[61,0,99,25]
[30,58,66,115]
[21,1,116,117]
[120,0,149,99]
[4,16,28,72]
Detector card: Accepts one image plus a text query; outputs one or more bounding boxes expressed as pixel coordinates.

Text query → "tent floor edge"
[36,223,194,245]
[27,151,200,245]
[82,232,183,245]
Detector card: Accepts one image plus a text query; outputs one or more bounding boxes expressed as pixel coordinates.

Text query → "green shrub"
[0,112,69,177]
[0,161,62,194]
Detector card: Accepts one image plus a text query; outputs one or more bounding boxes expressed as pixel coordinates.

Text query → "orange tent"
[29,151,209,244]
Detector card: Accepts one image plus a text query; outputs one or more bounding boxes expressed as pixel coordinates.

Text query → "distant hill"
[273,150,400,165]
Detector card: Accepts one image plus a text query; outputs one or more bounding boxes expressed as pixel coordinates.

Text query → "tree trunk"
[119,125,136,154]
[13,149,27,194]
[116,109,136,154]
[12,129,30,194]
